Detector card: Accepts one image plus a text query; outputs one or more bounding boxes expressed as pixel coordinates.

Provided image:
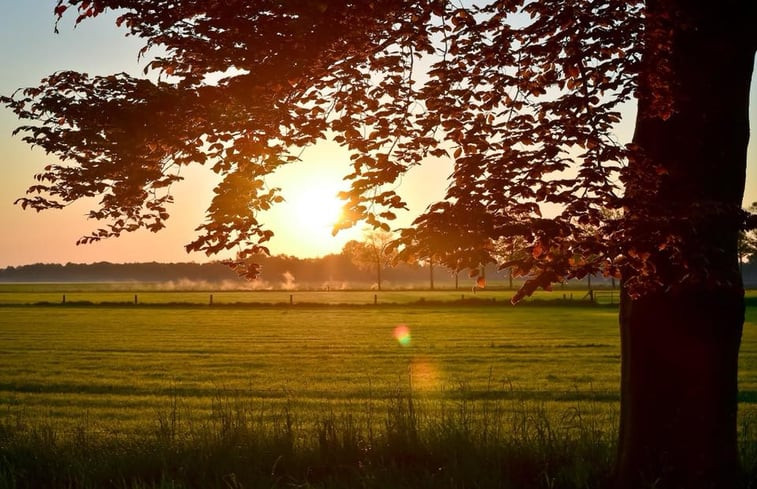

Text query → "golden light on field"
[410,357,441,392]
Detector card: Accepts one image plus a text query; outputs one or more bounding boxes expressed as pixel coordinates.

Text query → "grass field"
[0,283,614,305]
[0,303,624,430]
[1,286,756,488]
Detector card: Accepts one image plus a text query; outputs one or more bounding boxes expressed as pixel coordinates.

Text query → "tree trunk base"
[615,288,743,489]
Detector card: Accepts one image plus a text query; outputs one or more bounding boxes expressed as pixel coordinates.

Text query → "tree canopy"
[2,0,671,299]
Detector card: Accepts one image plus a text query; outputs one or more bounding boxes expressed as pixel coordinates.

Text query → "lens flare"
[410,357,441,391]
[393,324,411,346]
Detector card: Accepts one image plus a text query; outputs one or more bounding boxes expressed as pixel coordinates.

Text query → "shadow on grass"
[1,385,755,489]
[0,384,616,489]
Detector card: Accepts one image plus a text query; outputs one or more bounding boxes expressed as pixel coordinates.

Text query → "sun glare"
[268,181,363,257]
[289,187,345,235]
[263,148,369,257]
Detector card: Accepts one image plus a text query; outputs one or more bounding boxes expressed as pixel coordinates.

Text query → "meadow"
[0,282,610,306]
[1,287,756,488]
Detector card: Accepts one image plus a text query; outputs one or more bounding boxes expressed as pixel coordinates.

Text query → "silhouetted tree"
[3,2,755,487]
[739,231,757,266]
[492,237,529,290]
[395,233,449,290]
[740,203,757,268]
[342,230,397,290]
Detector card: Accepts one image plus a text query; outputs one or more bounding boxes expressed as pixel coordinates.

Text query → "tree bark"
[617,288,744,488]
[616,2,754,487]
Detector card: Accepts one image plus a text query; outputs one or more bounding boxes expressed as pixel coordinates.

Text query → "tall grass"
[0,383,620,489]
[5,384,757,489]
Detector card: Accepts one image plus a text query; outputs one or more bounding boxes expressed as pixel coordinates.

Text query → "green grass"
[0,306,623,432]
[0,283,608,305]
[0,391,617,489]
[0,290,755,487]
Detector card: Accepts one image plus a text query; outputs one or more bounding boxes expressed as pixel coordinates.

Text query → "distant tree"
[2,2,755,487]
[342,230,397,290]
[397,214,494,292]
[395,233,449,290]
[739,233,757,266]
[393,249,435,289]
[492,237,529,290]
[427,256,434,290]
[740,203,757,267]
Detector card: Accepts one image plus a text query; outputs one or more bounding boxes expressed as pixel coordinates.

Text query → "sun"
[262,149,366,257]
[267,179,366,257]
[289,186,346,235]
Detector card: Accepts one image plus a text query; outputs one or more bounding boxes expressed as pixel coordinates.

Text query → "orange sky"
[0,3,755,266]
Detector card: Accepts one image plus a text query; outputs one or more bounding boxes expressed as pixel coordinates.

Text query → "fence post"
[209,294,213,306]
[134,294,138,305]
[62,294,66,304]
[290,294,293,305]
[374,294,377,305]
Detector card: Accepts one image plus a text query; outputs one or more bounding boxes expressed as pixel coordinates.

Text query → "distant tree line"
[0,255,455,288]
[0,261,240,284]
[0,250,510,288]
[6,255,757,289]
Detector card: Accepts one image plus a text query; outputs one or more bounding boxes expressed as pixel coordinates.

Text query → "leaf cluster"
[5,0,729,299]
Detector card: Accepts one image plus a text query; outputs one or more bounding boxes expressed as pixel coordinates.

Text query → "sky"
[0,2,755,267]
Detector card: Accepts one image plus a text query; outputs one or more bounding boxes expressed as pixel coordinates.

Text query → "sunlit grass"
[1,293,756,487]
[0,282,613,305]
[0,306,621,432]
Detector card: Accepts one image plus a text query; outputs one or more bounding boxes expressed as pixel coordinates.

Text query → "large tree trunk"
[617,288,744,488]
[616,2,754,488]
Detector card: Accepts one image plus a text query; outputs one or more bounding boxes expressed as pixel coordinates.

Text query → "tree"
[739,230,757,267]
[2,1,755,487]
[395,249,436,289]
[740,203,757,268]
[492,236,529,290]
[342,230,397,290]
[396,226,470,290]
